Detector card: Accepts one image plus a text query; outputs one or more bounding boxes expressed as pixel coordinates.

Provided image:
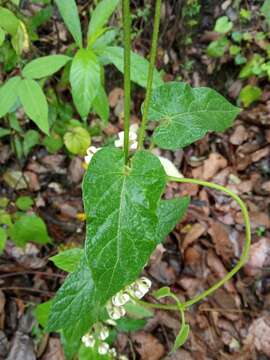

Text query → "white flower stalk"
[98,342,110,355]
[112,291,130,307]
[115,123,138,150]
[84,146,101,165]
[106,300,126,320]
[158,156,183,179]
[98,325,109,341]
[82,333,95,348]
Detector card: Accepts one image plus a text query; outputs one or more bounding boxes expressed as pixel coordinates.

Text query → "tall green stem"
[135,177,251,311]
[138,0,162,149]
[123,0,131,163]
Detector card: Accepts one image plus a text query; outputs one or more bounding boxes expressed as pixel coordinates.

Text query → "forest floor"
[0,1,270,359]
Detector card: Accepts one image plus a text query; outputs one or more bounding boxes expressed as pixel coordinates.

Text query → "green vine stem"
[138,0,162,150]
[133,176,251,311]
[122,0,131,163]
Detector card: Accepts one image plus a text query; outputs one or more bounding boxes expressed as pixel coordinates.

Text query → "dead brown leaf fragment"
[131,331,165,360]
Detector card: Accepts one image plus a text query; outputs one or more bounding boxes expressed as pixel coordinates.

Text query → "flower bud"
[99,326,109,341]
[98,342,110,355]
[82,333,95,348]
[106,301,126,320]
[112,291,130,307]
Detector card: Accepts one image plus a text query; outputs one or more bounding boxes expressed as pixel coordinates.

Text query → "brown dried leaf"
[208,222,234,262]
[131,331,165,360]
[245,315,270,357]
[182,223,207,251]
[244,237,270,276]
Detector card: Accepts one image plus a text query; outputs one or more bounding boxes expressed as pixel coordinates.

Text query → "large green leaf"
[17,79,49,134]
[70,49,101,120]
[55,0,82,47]
[92,86,109,123]
[83,147,167,303]
[0,6,19,35]
[88,0,119,38]
[22,55,71,79]
[98,46,163,88]
[261,0,270,26]
[146,82,240,150]
[47,257,102,356]
[0,76,21,118]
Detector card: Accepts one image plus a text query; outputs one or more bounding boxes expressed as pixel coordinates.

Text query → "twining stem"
[134,177,251,311]
[138,0,162,149]
[123,0,131,163]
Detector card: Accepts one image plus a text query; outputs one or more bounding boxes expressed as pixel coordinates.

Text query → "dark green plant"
[35,1,252,359]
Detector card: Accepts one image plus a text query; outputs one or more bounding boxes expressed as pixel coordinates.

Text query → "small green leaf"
[92,28,118,51]
[116,318,146,332]
[239,54,264,79]
[172,324,190,352]
[34,300,53,328]
[0,127,11,138]
[99,46,163,88]
[49,248,84,272]
[17,79,49,134]
[47,257,102,357]
[0,27,5,46]
[0,6,19,35]
[43,133,63,153]
[15,196,34,211]
[207,37,229,58]
[124,302,153,319]
[70,49,101,119]
[146,82,240,150]
[0,227,7,253]
[92,86,109,122]
[214,16,233,34]
[88,0,119,39]
[23,129,40,157]
[153,287,171,299]
[64,126,91,155]
[261,0,270,26]
[55,0,82,47]
[84,148,167,303]
[156,197,190,243]
[0,76,21,118]
[239,85,262,107]
[11,20,29,55]
[22,55,71,79]
[9,214,51,247]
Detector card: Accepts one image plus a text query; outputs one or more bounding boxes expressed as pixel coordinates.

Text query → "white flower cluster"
[82,324,118,357]
[114,123,138,150]
[106,277,152,321]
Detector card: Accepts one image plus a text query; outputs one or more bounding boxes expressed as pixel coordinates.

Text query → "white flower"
[98,325,109,341]
[115,124,138,150]
[127,277,152,299]
[98,342,110,355]
[82,333,95,348]
[106,301,126,320]
[109,347,117,357]
[105,319,117,327]
[84,146,101,164]
[118,356,129,360]
[112,291,130,307]
[158,156,183,179]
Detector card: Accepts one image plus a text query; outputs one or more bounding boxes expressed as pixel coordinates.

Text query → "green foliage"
[34,300,53,328]
[15,196,34,211]
[172,324,190,352]
[214,16,233,34]
[70,49,101,119]
[88,0,119,39]
[22,55,71,79]
[146,82,240,150]
[0,227,7,254]
[83,148,167,302]
[239,85,262,107]
[99,46,163,88]
[49,248,84,272]
[64,126,91,155]
[0,76,21,118]
[9,214,51,247]
[23,130,40,157]
[55,0,82,47]
[17,79,49,134]
[207,37,229,58]
[261,0,270,26]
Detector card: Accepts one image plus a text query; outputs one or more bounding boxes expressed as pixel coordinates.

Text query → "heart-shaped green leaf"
[146,82,240,150]
[83,147,167,303]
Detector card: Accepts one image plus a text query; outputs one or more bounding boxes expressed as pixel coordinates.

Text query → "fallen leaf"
[245,315,270,357]
[131,331,165,360]
[41,338,65,360]
[182,223,206,251]
[244,238,270,276]
[229,125,248,145]
[208,221,234,262]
